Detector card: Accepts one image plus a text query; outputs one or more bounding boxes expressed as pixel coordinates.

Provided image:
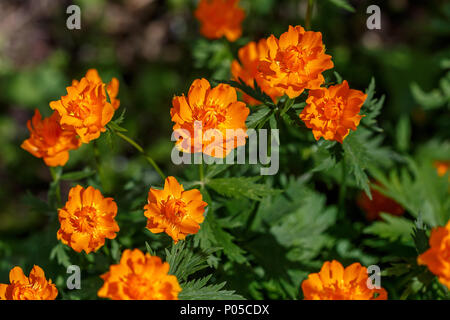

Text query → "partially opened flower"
[171,78,249,158]
[50,69,120,144]
[98,249,181,300]
[300,80,366,143]
[144,176,207,243]
[357,182,404,221]
[195,0,245,42]
[418,221,450,290]
[301,260,388,300]
[21,109,81,166]
[257,25,334,99]
[57,185,120,254]
[0,265,58,300]
[231,39,284,105]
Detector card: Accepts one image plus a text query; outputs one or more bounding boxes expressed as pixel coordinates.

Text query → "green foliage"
[179,275,244,300]
[207,177,281,201]
[327,0,355,13]
[364,214,415,245]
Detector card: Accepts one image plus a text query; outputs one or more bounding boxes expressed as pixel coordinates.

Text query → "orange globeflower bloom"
[171,78,249,158]
[434,160,449,178]
[98,249,181,300]
[0,265,58,300]
[50,69,120,144]
[300,80,367,143]
[357,184,404,221]
[301,260,388,300]
[21,109,81,167]
[195,0,245,42]
[231,39,284,105]
[144,176,207,243]
[257,25,334,99]
[418,221,450,290]
[57,185,120,254]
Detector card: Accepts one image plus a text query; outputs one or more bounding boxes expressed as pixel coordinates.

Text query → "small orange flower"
[144,176,207,243]
[195,0,245,42]
[418,221,450,290]
[50,69,120,144]
[434,160,449,178]
[57,185,120,254]
[357,183,404,221]
[98,249,181,300]
[257,25,334,99]
[300,80,366,143]
[301,260,388,300]
[171,78,249,158]
[0,265,58,300]
[231,39,284,105]
[21,109,81,167]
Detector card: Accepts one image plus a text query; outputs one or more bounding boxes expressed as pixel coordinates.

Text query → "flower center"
[322,98,344,121]
[193,105,226,129]
[277,46,307,73]
[161,198,187,223]
[72,206,99,233]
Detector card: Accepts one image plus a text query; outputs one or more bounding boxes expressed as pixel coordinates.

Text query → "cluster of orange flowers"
[10,1,448,301]
[21,69,120,166]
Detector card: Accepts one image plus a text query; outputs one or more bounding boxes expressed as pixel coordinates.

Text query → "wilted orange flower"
[357,183,404,221]
[231,39,284,105]
[301,260,388,300]
[98,249,181,300]
[257,25,334,99]
[57,185,120,254]
[418,221,450,290]
[144,176,207,243]
[0,265,58,300]
[171,78,249,158]
[195,0,245,42]
[50,69,120,144]
[300,80,366,143]
[21,109,81,167]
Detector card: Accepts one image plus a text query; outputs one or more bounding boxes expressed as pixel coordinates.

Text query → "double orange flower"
[0,265,58,300]
[22,69,119,166]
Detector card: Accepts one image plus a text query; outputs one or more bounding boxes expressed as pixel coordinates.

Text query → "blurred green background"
[0,0,449,299]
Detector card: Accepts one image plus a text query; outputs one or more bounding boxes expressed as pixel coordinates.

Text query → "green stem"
[49,167,62,208]
[114,130,166,181]
[93,140,104,188]
[199,161,205,184]
[338,158,347,216]
[305,0,315,30]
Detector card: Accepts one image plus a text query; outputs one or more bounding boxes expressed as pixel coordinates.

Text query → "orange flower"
[57,185,120,254]
[195,0,245,42]
[257,25,334,99]
[0,265,58,300]
[21,109,81,167]
[144,176,207,243]
[98,249,181,300]
[301,260,388,300]
[434,160,449,178]
[418,221,450,290]
[171,78,249,158]
[50,69,119,144]
[300,80,366,143]
[231,39,284,105]
[357,183,404,221]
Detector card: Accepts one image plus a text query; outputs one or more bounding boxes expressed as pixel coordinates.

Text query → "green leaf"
[179,275,244,300]
[246,106,272,129]
[165,242,218,282]
[207,177,281,201]
[50,243,71,268]
[342,132,372,199]
[411,82,447,110]
[364,213,415,245]
[412,216,430,255]
[328,0,355,12]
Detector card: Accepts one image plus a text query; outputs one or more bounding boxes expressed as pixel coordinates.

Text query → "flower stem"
[199,161,205,184]
[338,158,347,216]
[113,130,166,181]
[49,167,62,208]
[305,0,315,30]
